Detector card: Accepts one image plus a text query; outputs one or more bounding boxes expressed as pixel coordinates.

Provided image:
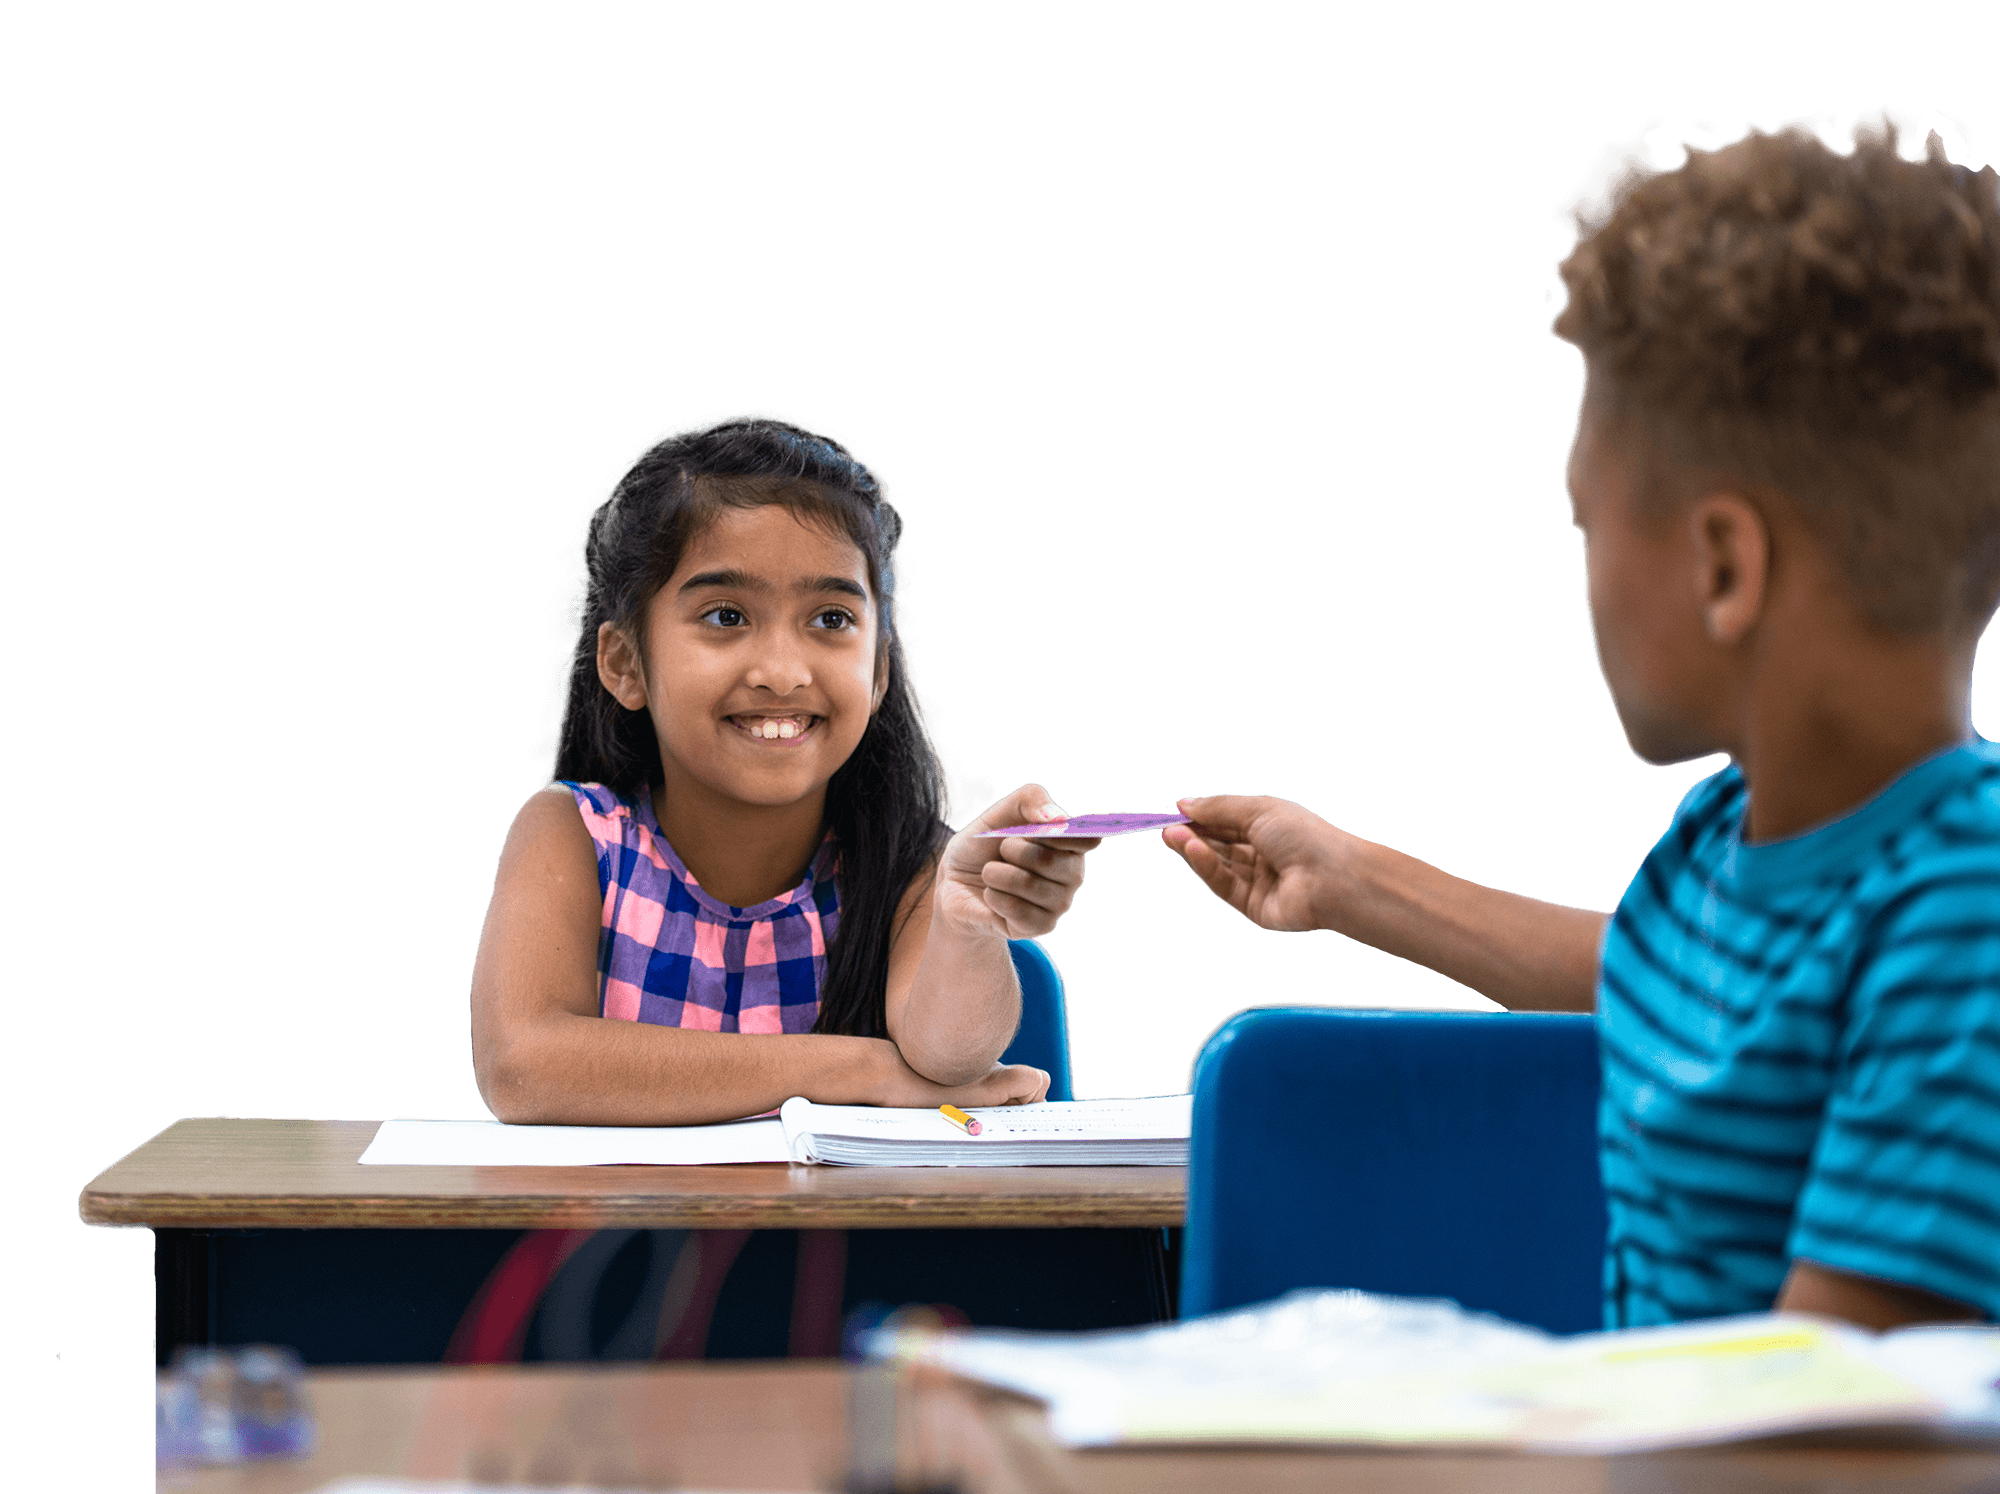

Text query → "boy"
[1166,127,2000,1331]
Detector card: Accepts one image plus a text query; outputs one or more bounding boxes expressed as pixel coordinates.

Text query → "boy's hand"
[935,784,1102,940]
[1161,795,1349,933]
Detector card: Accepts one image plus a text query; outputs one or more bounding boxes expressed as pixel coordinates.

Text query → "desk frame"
[84,1119,1186,1364]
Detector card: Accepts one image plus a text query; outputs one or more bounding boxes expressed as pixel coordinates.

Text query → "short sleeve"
[1788,876,2000,1318]
[560,779,624,897]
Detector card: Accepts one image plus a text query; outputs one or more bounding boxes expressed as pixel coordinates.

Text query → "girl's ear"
[597,621,650,710]
[870,647,890,715]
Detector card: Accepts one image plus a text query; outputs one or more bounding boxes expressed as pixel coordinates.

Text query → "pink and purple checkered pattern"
[563,781,839,1034]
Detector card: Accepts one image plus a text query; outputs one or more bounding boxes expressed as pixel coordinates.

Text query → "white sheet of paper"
[356,1117,790,1166]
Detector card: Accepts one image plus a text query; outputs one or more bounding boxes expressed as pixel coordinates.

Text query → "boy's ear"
[1690,494,1770,647]
[597,621,650,710]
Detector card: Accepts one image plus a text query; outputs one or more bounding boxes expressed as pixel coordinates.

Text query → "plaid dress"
[563,781,839,1034]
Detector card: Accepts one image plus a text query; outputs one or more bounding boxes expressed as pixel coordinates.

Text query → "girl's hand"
[1161,794,1348,933]
[933,784,1102,940]
[862,1039,1051,1108]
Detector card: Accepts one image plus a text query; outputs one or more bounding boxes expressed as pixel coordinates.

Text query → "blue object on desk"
[999,940,1074,1102]
[1181,1008,1606,1333]
[157,1344,315,1468]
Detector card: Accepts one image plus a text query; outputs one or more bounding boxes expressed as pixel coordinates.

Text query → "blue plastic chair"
[998,940,1074,1101]
[1181,1008,1606,1333]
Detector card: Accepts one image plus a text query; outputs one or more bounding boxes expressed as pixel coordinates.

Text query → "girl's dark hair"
[554,418,948,1038]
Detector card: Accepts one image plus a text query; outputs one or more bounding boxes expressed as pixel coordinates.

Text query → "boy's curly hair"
[1556,126,2000,632]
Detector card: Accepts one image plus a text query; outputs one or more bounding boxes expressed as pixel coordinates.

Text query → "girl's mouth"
[728,713,820,742]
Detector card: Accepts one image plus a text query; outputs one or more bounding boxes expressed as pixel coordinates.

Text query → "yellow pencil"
[939,1104,982,1136]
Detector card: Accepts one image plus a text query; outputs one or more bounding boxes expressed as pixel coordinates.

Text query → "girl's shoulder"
[552,780,650,846]
[493,784,602,889]
[514,781,596,820]
[548,784,632,820]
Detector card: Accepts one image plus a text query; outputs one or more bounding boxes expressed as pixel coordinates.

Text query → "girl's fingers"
[936,1064,1047,1108]
[980,860,1080,913]
[985,846,1088,895]
[967,784,1065,837]
[1000,840,1097,877]
[979,884,1059,937]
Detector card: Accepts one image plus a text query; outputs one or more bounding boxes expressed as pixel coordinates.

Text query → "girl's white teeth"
[745,717,807,739]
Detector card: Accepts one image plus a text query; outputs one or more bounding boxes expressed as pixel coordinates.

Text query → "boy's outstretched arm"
[1163,795,1607,1012]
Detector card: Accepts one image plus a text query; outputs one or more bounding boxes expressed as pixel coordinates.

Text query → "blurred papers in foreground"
[871,1289,2000,1454]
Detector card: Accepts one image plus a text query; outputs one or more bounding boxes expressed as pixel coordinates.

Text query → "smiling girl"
[471,419,1096,1125]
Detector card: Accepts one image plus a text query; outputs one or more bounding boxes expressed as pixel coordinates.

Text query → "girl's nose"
[743,635,812,694]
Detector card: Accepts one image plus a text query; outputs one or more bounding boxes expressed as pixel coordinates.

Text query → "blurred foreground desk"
[158,1362,2000,1494]
[84,1119,1186,1363]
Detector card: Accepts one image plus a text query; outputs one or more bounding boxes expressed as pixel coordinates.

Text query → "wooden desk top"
[83,1118,1186,1230]
[157,1362,2000,1494]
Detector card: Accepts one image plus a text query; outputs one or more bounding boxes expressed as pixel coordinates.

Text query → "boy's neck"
[1736,629,1976,843]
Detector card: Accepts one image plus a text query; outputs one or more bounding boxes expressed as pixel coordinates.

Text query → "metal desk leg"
[155,1229,215,1366]
[1144,1227,1182,1322]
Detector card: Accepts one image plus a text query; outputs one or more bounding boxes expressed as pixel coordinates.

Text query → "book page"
[780,1094,1191,1149]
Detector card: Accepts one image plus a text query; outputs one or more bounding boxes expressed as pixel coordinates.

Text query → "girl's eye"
[812,609,854,631]
[700,608,856,632]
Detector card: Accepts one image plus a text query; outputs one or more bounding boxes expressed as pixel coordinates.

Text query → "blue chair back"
[1181,1008,1606,1333]
[998,940,1074,1102]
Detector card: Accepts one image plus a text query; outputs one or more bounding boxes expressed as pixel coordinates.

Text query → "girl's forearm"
[886,922,1022,1086]
[1336,840,1607,1012]
[476,1016,893,1126]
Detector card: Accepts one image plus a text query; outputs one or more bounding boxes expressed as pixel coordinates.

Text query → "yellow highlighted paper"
[1116,1318,1935,1453]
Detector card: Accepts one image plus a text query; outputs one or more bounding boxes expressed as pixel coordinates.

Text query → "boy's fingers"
[1176,795,1272,841]
[1169,830,1251,910]
[1167,824,1244,867]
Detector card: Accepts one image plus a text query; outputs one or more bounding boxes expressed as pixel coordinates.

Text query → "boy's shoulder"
[1645,760,1747,873]
[1824,743,2000,1030]
[1627,744,2000,1008]
[1654,742,2000,898]
[1858,740,2000,904]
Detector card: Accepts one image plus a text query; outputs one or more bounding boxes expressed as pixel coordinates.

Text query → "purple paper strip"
[972,812,1192,839]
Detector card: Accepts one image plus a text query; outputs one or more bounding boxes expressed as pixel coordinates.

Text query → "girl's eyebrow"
[677,567,868,600]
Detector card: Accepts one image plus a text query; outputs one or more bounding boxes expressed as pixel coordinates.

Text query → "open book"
[779,1094,1191,1167]
[358,1095,1191,1167]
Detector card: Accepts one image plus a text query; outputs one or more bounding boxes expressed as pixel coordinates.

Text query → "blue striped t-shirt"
[1600,740,2000,1327]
